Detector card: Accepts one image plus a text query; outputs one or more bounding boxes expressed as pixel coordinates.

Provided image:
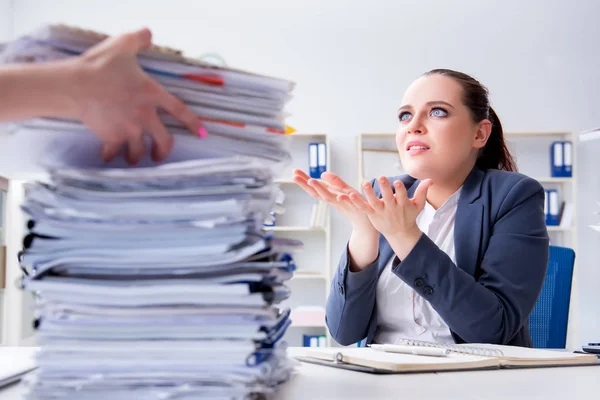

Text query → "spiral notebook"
[292,339,599,374]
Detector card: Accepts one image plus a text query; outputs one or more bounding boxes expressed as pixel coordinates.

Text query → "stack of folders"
[3,24,303,399]
[543,189,573,228]
[308,142,327,179]
[549,141,573,178]
[302,335,327,347]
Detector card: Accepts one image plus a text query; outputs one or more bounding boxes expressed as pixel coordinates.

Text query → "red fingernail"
[197,126,208,138]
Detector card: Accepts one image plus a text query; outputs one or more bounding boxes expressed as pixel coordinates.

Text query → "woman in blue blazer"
[293,69,549,347]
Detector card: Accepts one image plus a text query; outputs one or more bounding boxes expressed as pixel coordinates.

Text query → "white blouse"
[372,187,463,345]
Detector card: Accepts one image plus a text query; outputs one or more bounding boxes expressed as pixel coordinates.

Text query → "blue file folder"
[562,141,572,177]
[545,189,560,226]
[317,142,327,176]
[309,143,319,178]
[550,141,563,177]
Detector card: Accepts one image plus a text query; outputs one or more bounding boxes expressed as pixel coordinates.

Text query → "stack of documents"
[3,25,301,399]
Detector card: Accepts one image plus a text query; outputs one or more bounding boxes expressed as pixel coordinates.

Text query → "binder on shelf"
[558,201,565,224]
[318,335,327,347]
[562,141,573,177]
[303,334,326,347]
[559,202,574,228]
[549,141,573,178]
[544,190,548,223]
[317,142,327,176]
[308,143,319,179]
[546,189,560,226]
[550,141,563,177]
[302,335,311,347]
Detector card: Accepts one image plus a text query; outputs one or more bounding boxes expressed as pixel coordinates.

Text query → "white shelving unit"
[273,133,333,347]
[357,131,579,348]
[357,133,401,187]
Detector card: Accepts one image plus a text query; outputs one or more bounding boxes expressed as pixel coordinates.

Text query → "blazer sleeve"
[392,176,549,344]
[325,243,380,345]
[325,178,382,346]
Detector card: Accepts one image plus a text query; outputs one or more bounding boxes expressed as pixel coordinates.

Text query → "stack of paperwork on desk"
[2,24,301,400]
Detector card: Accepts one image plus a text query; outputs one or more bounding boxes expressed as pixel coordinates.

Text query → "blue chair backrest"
[529,245,575,349]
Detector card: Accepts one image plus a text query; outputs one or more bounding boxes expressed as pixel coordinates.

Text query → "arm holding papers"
[0,27,205,163]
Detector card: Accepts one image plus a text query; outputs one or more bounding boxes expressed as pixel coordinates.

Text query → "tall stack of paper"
[2,25,301,399]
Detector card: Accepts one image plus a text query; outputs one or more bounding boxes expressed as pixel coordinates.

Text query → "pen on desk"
[369,344,450,357]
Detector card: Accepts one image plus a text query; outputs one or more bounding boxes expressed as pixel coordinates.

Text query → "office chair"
[529,245,576,349]
[356,246,575,349]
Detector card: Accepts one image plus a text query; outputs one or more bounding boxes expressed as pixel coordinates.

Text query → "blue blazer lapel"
[386,171,484,278]
[454,167,485,277]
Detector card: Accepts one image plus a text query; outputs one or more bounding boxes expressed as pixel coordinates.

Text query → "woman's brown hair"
[423,69,517,172]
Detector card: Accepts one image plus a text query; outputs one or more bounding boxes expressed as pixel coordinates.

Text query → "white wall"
[0,0,13,41]
[6,0,600,345]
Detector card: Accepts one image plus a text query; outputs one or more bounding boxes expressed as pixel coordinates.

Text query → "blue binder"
[303,334,322,347]
[562,141,572,177]
[308,143,319,178]
[545,189,560,226]
[317,142,327,176]
[550,141,563,177]
[543,189,548,224]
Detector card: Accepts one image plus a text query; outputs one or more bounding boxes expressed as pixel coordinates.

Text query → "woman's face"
[395,74,488,182]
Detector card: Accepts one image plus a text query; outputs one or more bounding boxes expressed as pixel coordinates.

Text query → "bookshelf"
[357,131,579,349]
[274,132,332,347]
[357,133,400,187]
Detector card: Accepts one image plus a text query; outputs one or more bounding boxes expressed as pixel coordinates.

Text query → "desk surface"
[2,347,599,400]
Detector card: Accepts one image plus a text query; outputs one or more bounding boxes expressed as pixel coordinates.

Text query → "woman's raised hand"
[292,170,374,232]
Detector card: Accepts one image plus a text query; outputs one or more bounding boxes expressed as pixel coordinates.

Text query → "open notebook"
[292,340,599,374]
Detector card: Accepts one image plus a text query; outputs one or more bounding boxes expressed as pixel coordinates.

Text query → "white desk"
[278,360,599,400]
[1,348,598,400]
